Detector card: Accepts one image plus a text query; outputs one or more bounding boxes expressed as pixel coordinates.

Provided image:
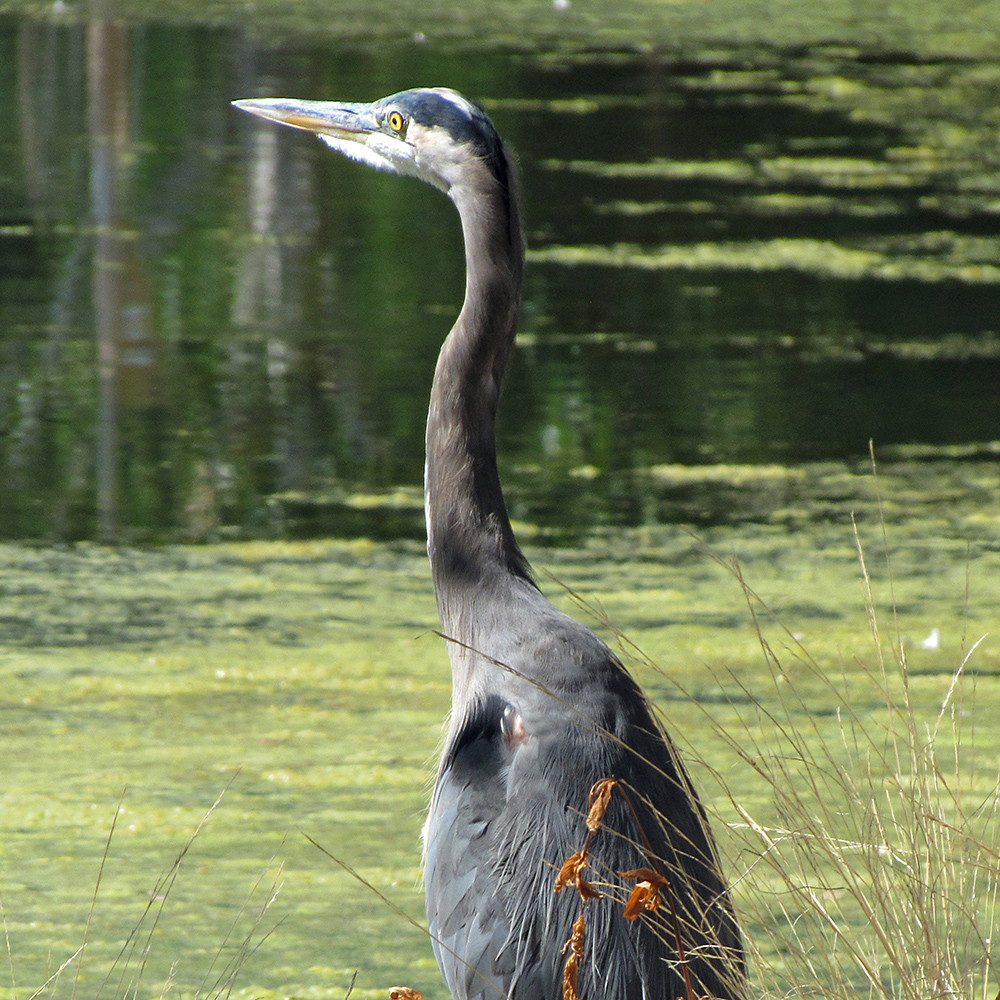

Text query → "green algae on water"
[1,504,998,997]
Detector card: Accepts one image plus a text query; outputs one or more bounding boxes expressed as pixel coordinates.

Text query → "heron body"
[235,88,747,1000]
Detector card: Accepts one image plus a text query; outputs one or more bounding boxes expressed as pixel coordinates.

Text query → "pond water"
[1,5,999,1000]
[1,8,999,541]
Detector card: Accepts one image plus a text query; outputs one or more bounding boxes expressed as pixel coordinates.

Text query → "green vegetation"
[529,238,1000,285]
[1,491,997,997]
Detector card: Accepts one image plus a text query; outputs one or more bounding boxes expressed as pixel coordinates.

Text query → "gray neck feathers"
[424,144,534,637]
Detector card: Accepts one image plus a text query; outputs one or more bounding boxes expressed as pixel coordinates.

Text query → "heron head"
[233,87,506,197]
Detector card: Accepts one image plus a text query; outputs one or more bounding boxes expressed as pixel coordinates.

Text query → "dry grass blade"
[304,834,514,1000]
[1,892,15,999]
[16,779,291,1000]
[97,777,237,1000]
[5,774,292,1000]
[72,785,126,1000]
[304,834,428,938]
[196,859,286,1000]
[344,970,358,999]
[27,945,85,1000]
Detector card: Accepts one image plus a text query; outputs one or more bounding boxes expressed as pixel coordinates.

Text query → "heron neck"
[425,168,533,636]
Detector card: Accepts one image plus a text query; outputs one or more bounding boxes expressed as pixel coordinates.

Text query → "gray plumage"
[234,87,748,1000]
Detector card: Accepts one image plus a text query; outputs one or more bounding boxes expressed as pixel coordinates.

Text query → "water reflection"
[1,14,998,541]
[88,19,162,539]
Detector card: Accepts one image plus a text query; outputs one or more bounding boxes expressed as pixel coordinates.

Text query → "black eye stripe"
[383,90,505,187]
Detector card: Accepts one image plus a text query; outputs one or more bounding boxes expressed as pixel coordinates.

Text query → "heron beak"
[232,98,379,142]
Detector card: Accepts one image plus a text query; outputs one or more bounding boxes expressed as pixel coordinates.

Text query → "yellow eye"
[387,111,405,133]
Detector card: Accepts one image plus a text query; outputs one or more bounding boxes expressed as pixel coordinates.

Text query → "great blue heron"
[234,88,747,1000]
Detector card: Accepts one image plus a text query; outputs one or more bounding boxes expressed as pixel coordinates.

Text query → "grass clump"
[658,530,999,999]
